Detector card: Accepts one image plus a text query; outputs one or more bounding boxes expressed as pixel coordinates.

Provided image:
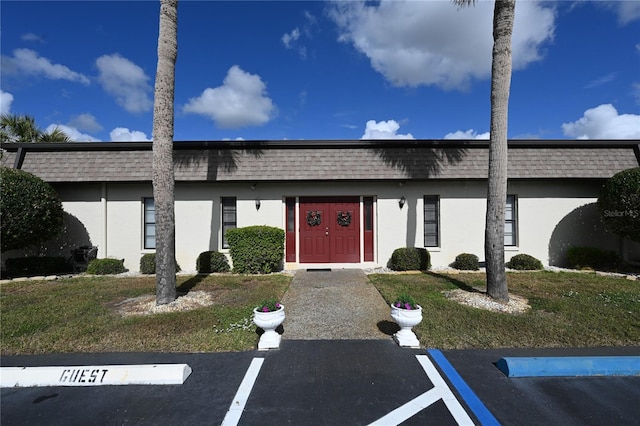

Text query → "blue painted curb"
[428,349,500,426]
[496,356,640,377]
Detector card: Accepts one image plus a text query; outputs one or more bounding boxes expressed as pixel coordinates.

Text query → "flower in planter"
[392,293,418,310]
[256,298,282,313]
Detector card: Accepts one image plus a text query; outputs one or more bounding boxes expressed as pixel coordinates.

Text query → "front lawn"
[1,274,291,354]
[370,271,640,349]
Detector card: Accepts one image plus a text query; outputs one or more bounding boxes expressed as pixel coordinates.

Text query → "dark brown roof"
[1,140,638,183]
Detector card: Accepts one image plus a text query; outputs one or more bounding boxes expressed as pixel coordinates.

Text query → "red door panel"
[299,197,360,263]
[299,199,330,263]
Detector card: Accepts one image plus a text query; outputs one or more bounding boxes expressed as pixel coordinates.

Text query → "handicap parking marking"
[369,354,476,426]
[221,357,264,426]
[428,349,500,426]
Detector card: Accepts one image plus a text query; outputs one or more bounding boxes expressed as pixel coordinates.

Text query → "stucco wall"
[4,179,635,274]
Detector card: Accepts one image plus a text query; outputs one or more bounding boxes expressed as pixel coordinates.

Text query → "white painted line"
[368,355,474,426]
[369,388,444,425]
[416,355,475,425]
[1,364,192,387]
[221,357,264,426]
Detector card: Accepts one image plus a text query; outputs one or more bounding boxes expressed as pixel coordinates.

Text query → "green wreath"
[337,211,352,226]
[306,210,322,226]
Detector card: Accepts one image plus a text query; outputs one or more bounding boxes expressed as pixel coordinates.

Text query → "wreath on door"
[306,210,322,226]
[337,210,352,226]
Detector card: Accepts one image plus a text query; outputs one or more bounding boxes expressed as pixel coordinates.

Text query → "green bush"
[452,253,479,270]
[598,167,640,242]
[226,226,285,274]
[566,246,621,270]
[140,253,181,274]
[4,256,71,277]
[1,167,64,252]
[506,253,543,270]
[387,247,431,271]
[196,250,230,273]
[86,258,126,275]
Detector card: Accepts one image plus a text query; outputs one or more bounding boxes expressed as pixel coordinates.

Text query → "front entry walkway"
[280,269,392,340]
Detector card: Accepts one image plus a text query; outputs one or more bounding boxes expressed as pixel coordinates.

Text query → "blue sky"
[1,0,639,142]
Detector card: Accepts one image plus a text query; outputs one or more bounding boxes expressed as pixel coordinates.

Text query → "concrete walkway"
[280,269,393,340]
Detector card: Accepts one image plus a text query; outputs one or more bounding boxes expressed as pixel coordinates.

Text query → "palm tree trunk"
[485,0,515,302]
[153,0,178,305]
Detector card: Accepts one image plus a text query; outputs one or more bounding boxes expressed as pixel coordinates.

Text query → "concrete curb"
[495,356,640,377]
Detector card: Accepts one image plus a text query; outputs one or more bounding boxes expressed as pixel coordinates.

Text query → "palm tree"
[0,113,70,143]
[454,0,516,301]
[152,0,178,305]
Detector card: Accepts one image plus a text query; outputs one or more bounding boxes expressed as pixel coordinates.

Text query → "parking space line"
[221,357,264,426]
[428,349,500,426]
[369,355,474,426]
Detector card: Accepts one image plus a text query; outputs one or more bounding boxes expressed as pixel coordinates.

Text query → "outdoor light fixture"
[255,199,261,210]
[399,196,406,209]
[251,183,257,190]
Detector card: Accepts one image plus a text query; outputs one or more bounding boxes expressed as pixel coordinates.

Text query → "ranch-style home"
[1,139,639,273]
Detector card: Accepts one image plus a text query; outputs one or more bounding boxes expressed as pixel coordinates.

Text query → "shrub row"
[3,256,71,278]
[86,258,127,275]
[566,246,621,270]
[387,247,431,271]
[226,226,285,274]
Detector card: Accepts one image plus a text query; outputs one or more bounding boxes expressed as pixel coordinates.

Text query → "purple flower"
[262,307,269,312]
[404,303,412,310]
[394,302,401,308]
[276,303,281,309]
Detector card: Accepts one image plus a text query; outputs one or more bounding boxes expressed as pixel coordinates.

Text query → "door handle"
[325,227,329,236]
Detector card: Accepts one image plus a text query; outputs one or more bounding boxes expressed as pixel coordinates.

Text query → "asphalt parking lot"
[2,341,639,425]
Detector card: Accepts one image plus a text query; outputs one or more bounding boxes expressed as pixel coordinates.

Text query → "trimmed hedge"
[4,256,71,277]
[86,258,126,275]
[140,253,181,275]
[506,253,543,270]
[387,247,431,271]
[452,253,479,270]
[226,226,285,274]
[196,250,230,273]
[1,167,64,252]
[597,167,640,242]
[566,246,621,270]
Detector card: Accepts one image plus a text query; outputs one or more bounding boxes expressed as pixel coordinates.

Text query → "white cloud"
[45,124,100,142]
[601,1,640,25]
[361,119,414,139]
[561,104,640,139]
[282,28,300,48]
[329,0,555,90]
[444,129,490,140]
[109,127,151,142]
[96,54,152,113]
[68,113,103,132]
[0,90,14,114]
[1,49,90,84]
[183,65,276,129]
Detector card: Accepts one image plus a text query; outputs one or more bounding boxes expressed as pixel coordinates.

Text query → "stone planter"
[390,304,422,348]
[253,305,285,350]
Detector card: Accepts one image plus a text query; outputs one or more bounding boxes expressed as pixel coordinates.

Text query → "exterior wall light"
[399,196,406,209]
[255,199,261,210]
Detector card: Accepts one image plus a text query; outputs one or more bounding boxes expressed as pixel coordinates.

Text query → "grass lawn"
[1,273,291,354]
[370,271,640,349]
[2,271,638,354]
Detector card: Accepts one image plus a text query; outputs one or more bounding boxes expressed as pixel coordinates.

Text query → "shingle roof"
[1,140,638,183]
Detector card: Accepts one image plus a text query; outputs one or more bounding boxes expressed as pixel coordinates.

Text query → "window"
[423,195,439,247]
[143,198,155,249]
[222,197,237,249]
[505,194,517,246]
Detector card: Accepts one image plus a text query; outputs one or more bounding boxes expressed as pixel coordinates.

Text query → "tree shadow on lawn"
[176,274,208,294]
[423,271,484,293]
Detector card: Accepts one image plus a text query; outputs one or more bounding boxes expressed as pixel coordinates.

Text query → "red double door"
[299,197,360,263]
